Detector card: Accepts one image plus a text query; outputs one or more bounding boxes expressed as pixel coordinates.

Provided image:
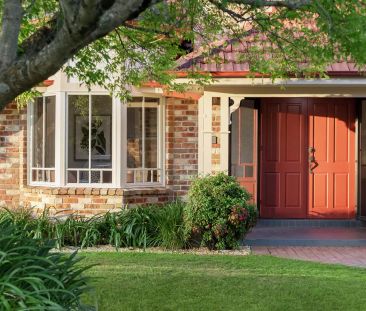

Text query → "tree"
[0,0,365,109]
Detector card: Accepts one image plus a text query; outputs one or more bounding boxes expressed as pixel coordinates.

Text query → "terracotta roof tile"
[177,40,364,76]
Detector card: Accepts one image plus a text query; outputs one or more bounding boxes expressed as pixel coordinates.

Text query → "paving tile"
[251,246,366,267]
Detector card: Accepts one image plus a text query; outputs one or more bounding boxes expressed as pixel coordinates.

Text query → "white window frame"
[28,92,165,188]
[122,95,165,188]
[28,94,56,186]
[65,92,116,188]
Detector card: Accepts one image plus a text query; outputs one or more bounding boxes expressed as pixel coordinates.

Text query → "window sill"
[23,185,170,196]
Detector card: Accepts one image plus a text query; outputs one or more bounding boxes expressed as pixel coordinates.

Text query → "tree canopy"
[0,0,365,108]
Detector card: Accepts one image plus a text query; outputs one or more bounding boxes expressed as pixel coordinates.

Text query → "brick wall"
[22,187,171,216]
[0,98,199,216]
[0,103,26,208]
[165,98,199,198]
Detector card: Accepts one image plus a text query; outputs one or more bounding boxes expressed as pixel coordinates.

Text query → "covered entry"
[260,98,356,219]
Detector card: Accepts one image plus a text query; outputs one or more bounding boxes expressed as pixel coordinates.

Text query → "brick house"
[2,42,366,220]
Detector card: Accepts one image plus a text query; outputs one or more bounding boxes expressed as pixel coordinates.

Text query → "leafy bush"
[154,201,186,249]
[0,219,93,310]
[185,173,257,250]
[0,186,255,252]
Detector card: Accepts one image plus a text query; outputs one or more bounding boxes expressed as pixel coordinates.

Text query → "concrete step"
[257,219,366,228]
[244,227,366,247]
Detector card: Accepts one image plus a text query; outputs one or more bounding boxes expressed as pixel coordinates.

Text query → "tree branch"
[0,0,23,71]
[0,0,163,108]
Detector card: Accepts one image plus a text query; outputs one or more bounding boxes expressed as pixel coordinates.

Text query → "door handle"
[308,147,318,174]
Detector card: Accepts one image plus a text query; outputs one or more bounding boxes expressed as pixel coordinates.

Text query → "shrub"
[0,219,94,310]
[185,173,257,250]
[154,201,186,249]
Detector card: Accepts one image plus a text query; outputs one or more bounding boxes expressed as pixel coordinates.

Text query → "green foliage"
[185,173,257,250]
[8,0,366,101]
[0,202,188,251]
[153,201,186,249]
[0,220,93,310]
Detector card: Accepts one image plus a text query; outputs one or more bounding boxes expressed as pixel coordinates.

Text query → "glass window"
[126,97,161,184]
[31,96,56,183]
[67,94,113,184]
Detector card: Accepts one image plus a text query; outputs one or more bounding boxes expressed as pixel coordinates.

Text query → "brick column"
[0,103,26,207]
[165,98,198,198]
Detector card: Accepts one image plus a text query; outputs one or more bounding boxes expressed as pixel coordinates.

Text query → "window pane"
[245,166,254,178]
[91,95,112,169]
[102,171,112,183]
[90,171,101,183]
[145,107,158,168]
[67,170,78,183]
[145,97,159,104]
[240,100,254,163]
[68,95,89,169]
[32,98,43,167]
[79,171,90,183]
[127,107,143,168]
[45,96,55,168]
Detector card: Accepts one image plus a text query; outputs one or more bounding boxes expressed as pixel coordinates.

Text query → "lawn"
[81,252,366,311]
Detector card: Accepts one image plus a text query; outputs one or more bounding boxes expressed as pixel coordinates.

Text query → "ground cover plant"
[0,202,188,250]
[0,219,93,310]
[81,252,366,311]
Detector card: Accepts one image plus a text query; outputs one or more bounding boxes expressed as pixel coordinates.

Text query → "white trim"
[55,92,65,185]
[114,96,122,187]
[123,95,164,186]
[27,92,164,189]
[198,96,204,174]
[28,94,57,185]
[220,95,230,172]
[176,77,366,87]
[27,103,32,185]
[202,93,212,174]
[160,97,166,185]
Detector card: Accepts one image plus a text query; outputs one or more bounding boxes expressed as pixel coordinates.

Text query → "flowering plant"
[184,173,257,250]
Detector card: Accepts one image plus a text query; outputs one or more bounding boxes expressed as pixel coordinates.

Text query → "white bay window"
[67,95,113,184]
[126,97,161,184]
[30,96,56,183]
[28,93,163,187]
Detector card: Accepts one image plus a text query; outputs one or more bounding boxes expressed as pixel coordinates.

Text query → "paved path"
[251,246,366,268]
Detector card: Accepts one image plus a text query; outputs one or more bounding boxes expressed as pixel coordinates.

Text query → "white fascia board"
[175,77,366,87]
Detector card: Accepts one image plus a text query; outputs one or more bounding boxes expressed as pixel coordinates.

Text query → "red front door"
[308,99,356,218]
[260,98,356,219]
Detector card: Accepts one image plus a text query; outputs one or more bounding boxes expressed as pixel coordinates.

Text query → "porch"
[197,80,366,220]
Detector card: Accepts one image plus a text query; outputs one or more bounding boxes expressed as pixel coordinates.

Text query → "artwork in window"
[67,94,113,184]
[74,115,112,161]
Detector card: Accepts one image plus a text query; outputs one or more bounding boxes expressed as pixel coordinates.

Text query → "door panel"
[260,98,356,219]
[308,98,356,218]
[260,98,308,218]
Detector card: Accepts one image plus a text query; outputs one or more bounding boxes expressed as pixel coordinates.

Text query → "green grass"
[81,252,366,311]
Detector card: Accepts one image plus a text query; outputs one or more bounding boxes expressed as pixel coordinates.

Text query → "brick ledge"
[22,186,171,196]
